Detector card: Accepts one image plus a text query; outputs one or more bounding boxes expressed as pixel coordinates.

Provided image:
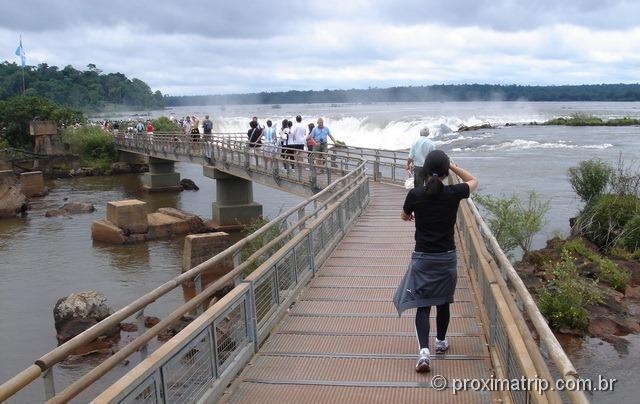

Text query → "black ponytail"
[422,150,450,195]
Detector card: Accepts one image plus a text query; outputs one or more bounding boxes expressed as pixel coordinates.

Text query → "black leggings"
[415,304,450,349]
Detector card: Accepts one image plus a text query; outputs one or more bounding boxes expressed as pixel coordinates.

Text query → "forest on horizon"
[165,83,640,106]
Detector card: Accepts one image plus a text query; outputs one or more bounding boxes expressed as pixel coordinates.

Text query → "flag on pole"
[15,36,26,67]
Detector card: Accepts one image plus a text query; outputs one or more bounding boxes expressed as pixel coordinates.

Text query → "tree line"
[165,83,640,106]
[0,62,164,111]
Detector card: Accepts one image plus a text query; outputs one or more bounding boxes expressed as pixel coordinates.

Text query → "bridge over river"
[0,134,587,403]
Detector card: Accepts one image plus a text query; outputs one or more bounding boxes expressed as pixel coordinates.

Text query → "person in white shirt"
[290,115,307,163]
[279,119,292,169]
[407,127,437,188]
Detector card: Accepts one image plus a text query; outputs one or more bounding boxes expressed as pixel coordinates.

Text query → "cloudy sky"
[1,0,639,95]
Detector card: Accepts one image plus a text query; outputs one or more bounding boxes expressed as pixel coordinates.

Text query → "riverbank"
[516,236,640,351]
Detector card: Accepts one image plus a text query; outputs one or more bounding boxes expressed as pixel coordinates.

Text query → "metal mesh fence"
[276,250,296,302]
[214,301,248,374]
[119,374,159,404]
[294,236,312,277]
[253,270,278,330]
[161,329,214,403]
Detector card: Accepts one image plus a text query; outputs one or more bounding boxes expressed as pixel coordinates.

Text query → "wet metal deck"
[222,182,494,403]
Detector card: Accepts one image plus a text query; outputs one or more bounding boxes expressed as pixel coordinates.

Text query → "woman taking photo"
[394,150,478,373]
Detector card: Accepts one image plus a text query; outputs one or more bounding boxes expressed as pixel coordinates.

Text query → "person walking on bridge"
[407,127,436,188]
[396,150,478,373]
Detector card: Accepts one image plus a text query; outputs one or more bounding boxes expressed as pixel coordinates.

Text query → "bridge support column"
[143,157,181,192]
[205,168,262,226]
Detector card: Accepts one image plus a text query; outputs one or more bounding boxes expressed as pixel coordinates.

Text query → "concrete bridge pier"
[205,168,262,226]
[143,157,182,192]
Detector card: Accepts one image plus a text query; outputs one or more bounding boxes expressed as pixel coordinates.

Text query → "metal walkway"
[221,182,494,403]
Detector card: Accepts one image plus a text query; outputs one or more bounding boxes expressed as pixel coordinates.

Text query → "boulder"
[144,316,161,328]
[91,219,127,244]
[0,176,28,218]
[46,202,95,217]
[158,207,204,232]
[180,178,199,191]
[110,162,132,174]
[53,291,119,347]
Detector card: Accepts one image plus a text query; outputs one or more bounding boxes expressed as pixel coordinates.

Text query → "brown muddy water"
[0,162,302,403]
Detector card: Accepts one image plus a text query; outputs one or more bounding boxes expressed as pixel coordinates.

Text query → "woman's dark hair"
[422,150,450,195]
[249,120,258,129]
[287,120,293,128]
[308,122,315,131]
[281,119,288,129]
[266,120,272,127]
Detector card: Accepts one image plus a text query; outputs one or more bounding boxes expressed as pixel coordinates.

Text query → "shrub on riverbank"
[537,249,603,331]
[62,126,117,174]
[564,238,630,292]
[474,191,550,256]
[577,194,640,249]
[567,159,612,202]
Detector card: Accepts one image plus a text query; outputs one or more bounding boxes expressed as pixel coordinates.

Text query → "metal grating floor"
[221,182,495,403]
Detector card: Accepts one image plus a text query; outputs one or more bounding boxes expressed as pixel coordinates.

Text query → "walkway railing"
[0,136,369,403]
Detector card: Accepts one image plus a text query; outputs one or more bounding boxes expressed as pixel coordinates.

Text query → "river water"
[2,101,640,402]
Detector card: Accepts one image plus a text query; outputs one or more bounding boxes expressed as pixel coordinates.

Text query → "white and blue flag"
[15,37,26,67]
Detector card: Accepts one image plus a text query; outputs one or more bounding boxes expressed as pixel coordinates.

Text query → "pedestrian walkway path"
[221,182,495,403]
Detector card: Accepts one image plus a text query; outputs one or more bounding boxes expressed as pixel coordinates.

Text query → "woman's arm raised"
[450,163,479,193]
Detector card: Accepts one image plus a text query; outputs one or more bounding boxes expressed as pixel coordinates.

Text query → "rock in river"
[45,202,96,217]
[180,178,199,191]
[53,291,120,349]
[0,175,28,218]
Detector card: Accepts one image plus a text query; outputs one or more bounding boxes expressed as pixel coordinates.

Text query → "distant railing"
[0,134,369,403]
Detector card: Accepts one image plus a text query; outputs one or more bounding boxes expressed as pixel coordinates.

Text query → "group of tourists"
[396,127,478,373]
[172,115,214,140]
[246,115,337,168]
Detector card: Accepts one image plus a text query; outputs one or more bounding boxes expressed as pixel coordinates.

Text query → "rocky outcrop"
[458,123,494,132]
[110,162,132,174]
[53,291,120,353]
[180,178,199,191]
[45,202,96,217]
[0,175,28,218]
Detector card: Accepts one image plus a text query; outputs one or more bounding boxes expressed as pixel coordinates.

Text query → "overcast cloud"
[1,0,639,95]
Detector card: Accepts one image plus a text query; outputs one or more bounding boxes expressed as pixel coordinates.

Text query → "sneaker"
[415,348,431,373]
[435,339,449,354]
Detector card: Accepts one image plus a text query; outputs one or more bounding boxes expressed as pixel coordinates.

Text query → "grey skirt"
[393,250,457,316]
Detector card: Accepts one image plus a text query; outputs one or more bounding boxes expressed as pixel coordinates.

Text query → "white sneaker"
[435,339,449,354]
[415,348,431,373]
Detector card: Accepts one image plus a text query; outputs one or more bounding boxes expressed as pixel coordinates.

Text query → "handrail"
[451,171,588,404]
[464,197,588,403]
[0,135,369,403]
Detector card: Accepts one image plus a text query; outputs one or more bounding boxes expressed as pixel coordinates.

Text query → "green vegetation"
[621,215,640,252]
[577,194,640,248]
[538,249,603,331]
[61,126,117,174]
[474,191,550,255]
[564,238,630,292]
[545,114,640,126]
[0,95,84,148]
[567,158,613,202]
[164,84,640,106]
[0,62,163,111]
[151,116,182,133]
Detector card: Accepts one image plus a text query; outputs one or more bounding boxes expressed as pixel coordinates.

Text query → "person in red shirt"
[146,121,154,135]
